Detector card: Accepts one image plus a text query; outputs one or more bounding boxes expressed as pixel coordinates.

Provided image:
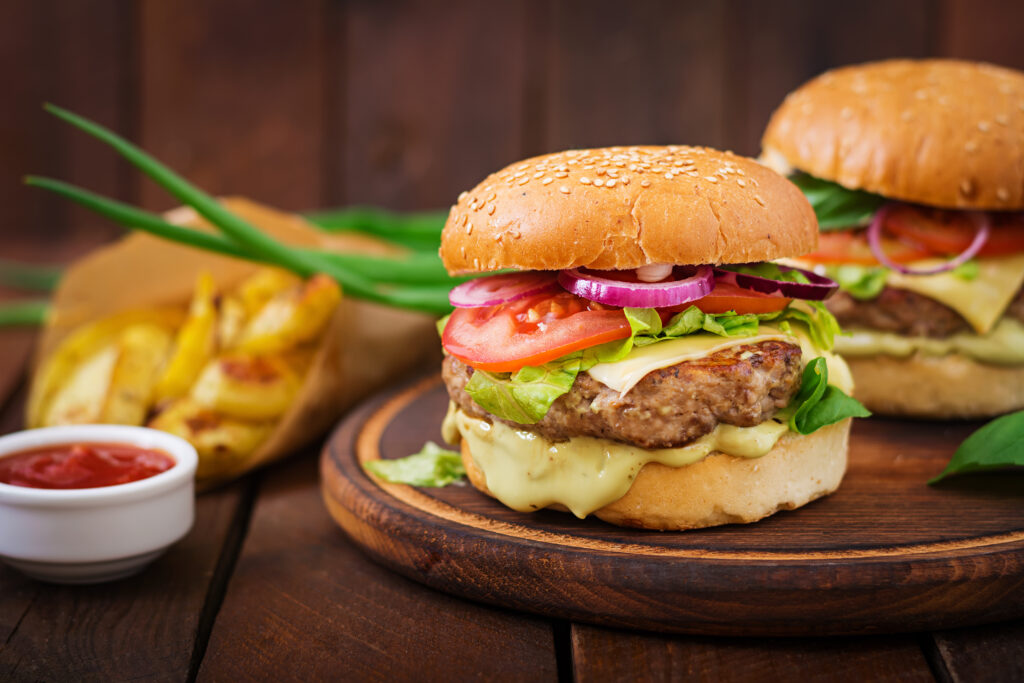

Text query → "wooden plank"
[0,0,131,261]
[931,621,1024,682]
[137,0,327,213]
[940,0,1024,71]
[339,0,527,209]
[726,0,932,156]
[572,625,934,682]
[0,473,250,681]
[198,452,558,681]
[544,0,728,151]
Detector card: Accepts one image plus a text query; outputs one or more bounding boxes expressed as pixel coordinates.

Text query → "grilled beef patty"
[443,340,802,449]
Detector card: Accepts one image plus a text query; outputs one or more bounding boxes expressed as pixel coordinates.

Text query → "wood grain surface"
[321,374,1024,637]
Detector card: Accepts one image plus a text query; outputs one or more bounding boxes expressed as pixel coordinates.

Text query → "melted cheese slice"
[587,326,854,396]
[445,405,789,518]
[880,253,1024,335]
[835,316,1024,365]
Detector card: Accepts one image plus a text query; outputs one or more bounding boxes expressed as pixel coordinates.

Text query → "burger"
[435,146,868,530]
[761,59,1024,418]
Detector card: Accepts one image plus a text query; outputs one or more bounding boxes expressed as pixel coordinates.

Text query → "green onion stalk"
[19,104,462,322]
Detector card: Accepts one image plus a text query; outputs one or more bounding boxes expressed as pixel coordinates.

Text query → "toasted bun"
[461,420,850,531]
[844,353,1024,419]
[440,146,817,274]
[763,59,1024,210]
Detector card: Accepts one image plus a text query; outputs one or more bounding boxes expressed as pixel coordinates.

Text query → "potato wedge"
[236,274,341,354]
[42,343,119,426]
[235,268,301,317]
[190,352,300,420]
[153,272,218,402]
[148,398,273,480]
[216,294,247,351]
[98,324,173,426]
[28,310,180,428]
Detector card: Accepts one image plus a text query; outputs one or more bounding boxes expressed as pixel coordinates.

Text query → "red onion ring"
[449,271,560,308]
[867,204,991,275]
[558,266,714,308]
[712,265,838,300]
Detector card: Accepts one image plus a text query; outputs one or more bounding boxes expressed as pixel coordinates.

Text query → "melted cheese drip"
[445,406,789,518]
[835,316,1024,365]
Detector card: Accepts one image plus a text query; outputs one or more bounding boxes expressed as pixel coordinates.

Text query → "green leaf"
[787,358,871,434]
[758,301,840,350]
[719,262,810,284]
[363,441,465,487]
[0,300,49,327]
[0,259,62,292]
[465,354,584,424]
[789,172,885,230]
[824,264,888,300]
[952,259,980,281]
[929,410,1024,484]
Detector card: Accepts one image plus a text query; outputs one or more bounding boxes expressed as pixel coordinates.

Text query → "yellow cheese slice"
[881,253,1024,335]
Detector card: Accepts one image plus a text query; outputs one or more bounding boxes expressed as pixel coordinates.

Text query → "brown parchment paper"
[32,197,443,485]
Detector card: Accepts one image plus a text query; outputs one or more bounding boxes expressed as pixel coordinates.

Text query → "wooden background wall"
[3,0,1023,263]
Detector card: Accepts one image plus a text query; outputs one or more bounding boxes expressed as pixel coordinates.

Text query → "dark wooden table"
[0,329,1022,682]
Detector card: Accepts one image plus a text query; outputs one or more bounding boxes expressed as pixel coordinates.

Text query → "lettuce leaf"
[364,441,465,486]
[788,172,885,230]
[824,264,888,300]
[929,410,1024,484]
[784,357,871,434]
[757,301,840,350]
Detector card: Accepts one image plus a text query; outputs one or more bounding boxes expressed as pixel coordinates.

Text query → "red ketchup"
[0,443,175,490]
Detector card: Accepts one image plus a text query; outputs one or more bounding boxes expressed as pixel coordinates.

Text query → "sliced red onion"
[558,266,714,308]
[867,204,991,275]
[712,265,838,300]
[449,271,560,308]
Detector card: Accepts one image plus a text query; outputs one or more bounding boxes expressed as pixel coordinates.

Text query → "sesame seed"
[900,110,913,121]
[542,177,553,185]
[641,179,651,187]
[737,179,747,187]
[996,114,1010,125]
[466,223,473,235]
[840,107,853,119]
[514,170,526,178]
[593,179,605,187]
[580,177,591,185]
[533,171,544,179]
[596,169,606,176]
[664,173,674,180]
[978,121,992,132]
[965,140,978,152]
[997,187,1010,201]
[621,176,630,185]
[555,171,569,178]
[754,195,766,206]
[606,179,617,188]
[960,179,975,196]
[559,186,570,194]
[517,163,529,170]
[487,204,496,215]
[458,191,468,201]
[704,176,718,183]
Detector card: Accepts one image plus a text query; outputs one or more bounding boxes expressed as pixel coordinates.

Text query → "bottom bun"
[461,420,850,531]
[846,353,1024,419]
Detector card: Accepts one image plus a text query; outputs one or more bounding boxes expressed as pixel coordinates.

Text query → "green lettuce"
[718,262,811,284]
[363,441,465,486]
[788,172,885,230]
[782,357,871,434]
[824,264,888,300]
[952,259,980,281]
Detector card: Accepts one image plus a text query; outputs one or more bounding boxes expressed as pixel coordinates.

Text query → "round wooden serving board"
[320,374,1024,636]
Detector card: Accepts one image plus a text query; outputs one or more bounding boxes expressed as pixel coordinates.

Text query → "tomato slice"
[802,230,932,265]
[687,281,791,314]
[442,291,631,372]
[884,205,1024,257]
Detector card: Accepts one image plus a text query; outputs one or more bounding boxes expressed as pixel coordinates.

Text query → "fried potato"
[42,343,119,426]
[235,268,301,317]
[236,274,341,354]
[216,294,247,351]
[190,352,300,420]
[154,272,218,402]
[148,398,273,480]
[98,323,173,426]
[28,310,180,428]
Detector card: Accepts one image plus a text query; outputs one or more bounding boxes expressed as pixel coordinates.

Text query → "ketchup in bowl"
[0,442,175,490]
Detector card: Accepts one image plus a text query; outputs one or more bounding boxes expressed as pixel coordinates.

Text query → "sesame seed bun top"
[439,146,818,275]
[762,59,1024,210]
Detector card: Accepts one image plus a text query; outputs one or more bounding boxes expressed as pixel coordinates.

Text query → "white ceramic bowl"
[0,425,197,584]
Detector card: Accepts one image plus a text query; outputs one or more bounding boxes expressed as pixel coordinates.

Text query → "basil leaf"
[465,353,584,424]
[824,264,888,300]
[787,357,871,434]
[929,410,1024,484]
[364,441,465,487]
[789,172,885,230]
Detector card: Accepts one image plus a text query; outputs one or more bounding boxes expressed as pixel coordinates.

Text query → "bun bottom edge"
[460,420,851,531]
[845,353,1024,419]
